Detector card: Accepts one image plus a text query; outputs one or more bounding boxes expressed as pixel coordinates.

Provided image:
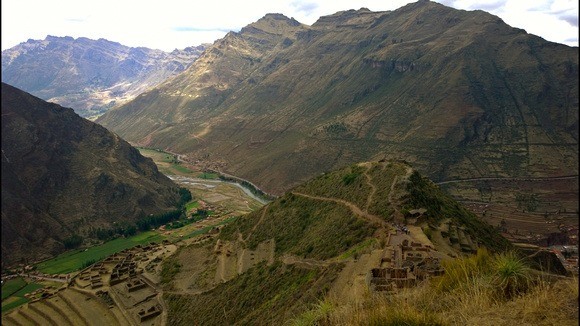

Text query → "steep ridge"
[2,36,206,118]
[162,160,510,325]
[1,83,181,266]
[97,1,578,198]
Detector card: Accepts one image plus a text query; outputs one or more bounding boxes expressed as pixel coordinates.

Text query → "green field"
[183,219,234,240]
[185,201,200,212]
[171,164,194,174]
[137,147,195,175]
[1,279,44,313]
[1,278,26,300]
[198,172,219,179]
[136,147,175,163]
[1,297,28,313]
[35,231,165,274]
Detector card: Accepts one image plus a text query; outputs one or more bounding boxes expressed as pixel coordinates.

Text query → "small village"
[2,240,179,325]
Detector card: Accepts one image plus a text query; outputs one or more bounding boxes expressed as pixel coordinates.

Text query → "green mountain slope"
[97,1,578,198]
[162,160,510,325]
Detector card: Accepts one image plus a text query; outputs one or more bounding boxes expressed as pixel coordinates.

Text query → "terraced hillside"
[5,160,572,325]
[2,288,130,326]
[162,160,510,325]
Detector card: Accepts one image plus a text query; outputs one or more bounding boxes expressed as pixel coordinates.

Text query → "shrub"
[435,248,493,293]
[178,187,193,208]
[63,235,83,249]
[291,299,334,326]
[492,251,531,300]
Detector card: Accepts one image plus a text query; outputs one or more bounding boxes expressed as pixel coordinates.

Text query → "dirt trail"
[292,192,388,229]
[281,255,331,269]
[388,165,413,224]
[245,207,268,242]
[362,165,378,212]
[291,163,414,241]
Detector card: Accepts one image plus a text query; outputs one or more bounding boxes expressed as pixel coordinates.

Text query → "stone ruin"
[137,304,162,322]
[125,278,147,292]
[368,267,417,292]
[368,236,444,293]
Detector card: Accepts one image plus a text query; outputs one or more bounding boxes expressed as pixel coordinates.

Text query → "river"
[168,175,271,205]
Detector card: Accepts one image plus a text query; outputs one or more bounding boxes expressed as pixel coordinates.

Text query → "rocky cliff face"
[1,36,206,118]
[1,83,181,266]
[96,1,578,197]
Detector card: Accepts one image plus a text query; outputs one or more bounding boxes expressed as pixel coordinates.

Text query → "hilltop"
[161,160,510,325]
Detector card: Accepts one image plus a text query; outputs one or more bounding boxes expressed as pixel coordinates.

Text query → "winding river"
[168,175,271,205]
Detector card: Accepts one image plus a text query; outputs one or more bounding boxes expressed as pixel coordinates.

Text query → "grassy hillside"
[161,160,516,325]
[221,161,509,253]
[166,261,344,325]
[220,193,376,260]
[294,250,578,325]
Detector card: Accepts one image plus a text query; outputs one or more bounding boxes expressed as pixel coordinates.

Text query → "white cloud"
[1,0,578,51]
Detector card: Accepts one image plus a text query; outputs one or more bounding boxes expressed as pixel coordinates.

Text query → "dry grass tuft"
[291,251,578,326]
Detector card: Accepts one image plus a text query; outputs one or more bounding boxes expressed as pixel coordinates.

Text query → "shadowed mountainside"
[97,1,578,198]
[1,83,181,266]
[2,36,206,118]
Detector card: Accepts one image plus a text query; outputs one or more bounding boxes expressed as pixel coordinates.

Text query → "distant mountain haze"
[1,83,182,266]
[96,1,578,197]
[1,36,206,119]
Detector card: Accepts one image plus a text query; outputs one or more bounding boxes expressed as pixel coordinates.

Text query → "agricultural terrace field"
[137,147,198,176]
[180,217,236,241]
[34,213,241,275]
[1,278,44,313]
[35,231,164,274]
[32,148,264,274]
[1,278,27,300]
[440,177,579,243]
[185,201,200,212]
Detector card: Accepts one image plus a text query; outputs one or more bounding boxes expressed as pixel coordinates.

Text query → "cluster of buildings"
[367,231,445,293]
[71,241,173,323]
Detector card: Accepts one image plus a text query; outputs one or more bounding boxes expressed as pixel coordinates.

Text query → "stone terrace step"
[30,300,71,326]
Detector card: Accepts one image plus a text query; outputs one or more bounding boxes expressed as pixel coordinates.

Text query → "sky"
[1,0,578,52]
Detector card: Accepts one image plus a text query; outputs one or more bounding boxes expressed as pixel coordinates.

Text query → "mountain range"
[2,36,206,118]
[95,0,578,201]
[0,0,577,323]
[1,83,182,266]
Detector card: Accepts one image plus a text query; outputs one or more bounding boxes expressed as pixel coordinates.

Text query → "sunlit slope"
[98,1,578,195]
[163,160,510,325]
